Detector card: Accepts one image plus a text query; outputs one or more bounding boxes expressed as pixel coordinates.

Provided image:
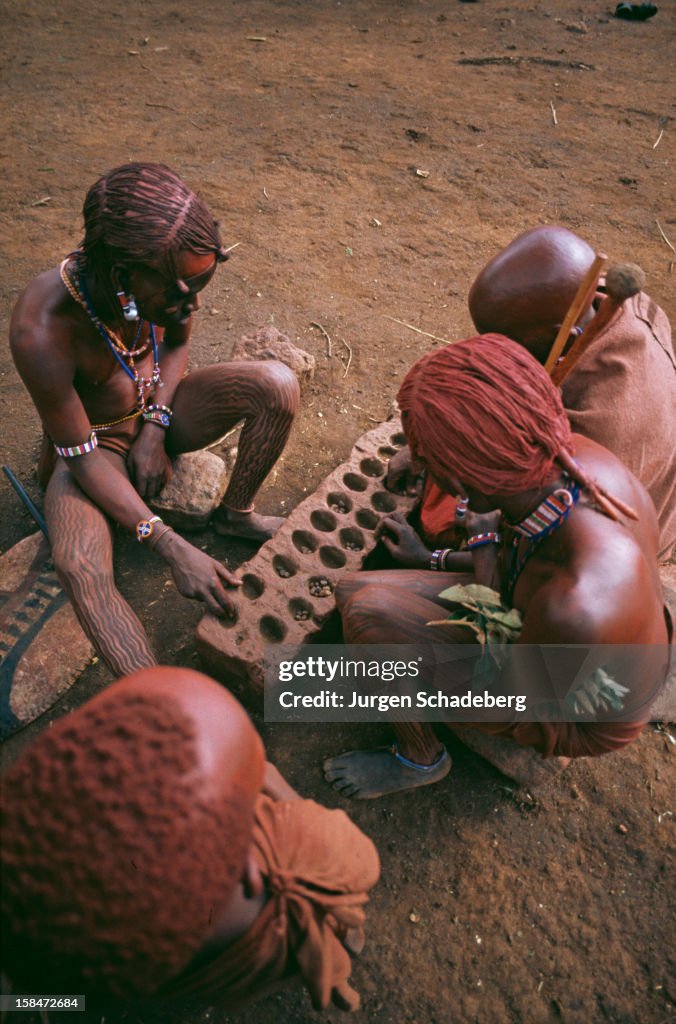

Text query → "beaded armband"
[54,431,98,458]
[466,531,501,550]
[142,403,173,429]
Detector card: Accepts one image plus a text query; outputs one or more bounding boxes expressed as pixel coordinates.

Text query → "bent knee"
[257,360,300,412]
[335,573,366,612]
[338,583,394,629]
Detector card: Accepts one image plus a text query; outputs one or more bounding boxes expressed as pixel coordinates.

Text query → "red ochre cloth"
[162,794,380,1012]
[420,293,676,558]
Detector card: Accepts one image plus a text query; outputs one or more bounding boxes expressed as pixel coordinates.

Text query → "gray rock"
[232,325,315,388]
[152,451,228,531]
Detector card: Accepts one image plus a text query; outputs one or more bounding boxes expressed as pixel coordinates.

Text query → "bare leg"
[169,360,300,541]
[45,455,157,677]
[333,575,570,792]
[324,574,476,798]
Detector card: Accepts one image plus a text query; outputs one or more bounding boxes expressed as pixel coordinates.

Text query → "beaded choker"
[59,254,163,414]
[511,486,577,538]
[505,480,581,604]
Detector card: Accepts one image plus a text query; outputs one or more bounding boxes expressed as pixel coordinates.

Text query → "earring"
[116,290,139,321]
[455,496,469,521]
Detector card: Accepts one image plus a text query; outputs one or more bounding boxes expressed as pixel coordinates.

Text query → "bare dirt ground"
[1,1,675,1023]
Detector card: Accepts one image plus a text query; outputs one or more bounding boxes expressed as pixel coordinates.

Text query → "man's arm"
[10,320,241,616]
[126,321,192,499]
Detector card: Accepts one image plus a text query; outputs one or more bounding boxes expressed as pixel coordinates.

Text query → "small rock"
[617,823,628,834]
[231,325,315,389]
[152,451,228,531]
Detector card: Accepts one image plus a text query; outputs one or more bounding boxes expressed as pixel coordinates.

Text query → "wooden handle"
[544,253,607,376]
[551,295,620,387]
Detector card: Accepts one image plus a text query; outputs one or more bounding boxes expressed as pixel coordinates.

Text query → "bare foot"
[323,745,451,799]
[212,507,285,542]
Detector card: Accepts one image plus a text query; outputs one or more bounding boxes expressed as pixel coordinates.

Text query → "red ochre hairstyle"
[398,334,573,496]
[0,687,253,999]
[81,161,230,278]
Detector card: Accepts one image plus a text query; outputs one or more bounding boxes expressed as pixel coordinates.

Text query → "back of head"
[81,162,229,278]
[397,334,572,495]
[1,667,264,1000]
[468,226,596,363]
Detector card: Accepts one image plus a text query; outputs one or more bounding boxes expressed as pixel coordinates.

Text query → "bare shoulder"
[571,433,660,551]
[523,519,663,645]
[10,268,76,376]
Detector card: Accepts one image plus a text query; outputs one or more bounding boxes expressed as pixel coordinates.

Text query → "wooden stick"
[310,321,332,357]
[543,253,607,375]
[382,315,454,345]
[551,262,644,387]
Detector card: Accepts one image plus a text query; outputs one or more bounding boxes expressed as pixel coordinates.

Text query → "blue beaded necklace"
[504,479,581,605]
[59,255,162,411]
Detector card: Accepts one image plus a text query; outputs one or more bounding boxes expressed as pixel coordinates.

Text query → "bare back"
[512,434,666,647]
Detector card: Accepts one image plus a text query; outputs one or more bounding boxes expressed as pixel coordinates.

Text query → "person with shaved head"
[1,667,379,1010]
[324,336,670,800]
[10,163,300,678]
[389,226,675,559]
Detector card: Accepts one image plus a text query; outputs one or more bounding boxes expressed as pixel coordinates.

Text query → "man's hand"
[154,531,242,617]
[385,446,425,496]
[376,511,432,568]
[460,508,502,538]
[127,426,174,500]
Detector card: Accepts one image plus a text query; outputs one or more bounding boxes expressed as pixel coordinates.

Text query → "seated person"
[10,162,301,679]
[323,335,670,799]
[1,667,380,1011]
[390,226,675,559]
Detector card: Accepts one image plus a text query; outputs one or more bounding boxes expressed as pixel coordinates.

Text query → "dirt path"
[1,2,674,1022]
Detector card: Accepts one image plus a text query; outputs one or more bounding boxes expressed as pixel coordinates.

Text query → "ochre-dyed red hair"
[81,161,229,278]
[1,690,252,999]
[398,334,572,495]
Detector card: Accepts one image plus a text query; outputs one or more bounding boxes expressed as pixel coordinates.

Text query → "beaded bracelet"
[136,515,163,543]
[54,431,98,458]
[466,531,501,550]
[430,548,452,571]
[142,403,173,429]
[148,522,175,550]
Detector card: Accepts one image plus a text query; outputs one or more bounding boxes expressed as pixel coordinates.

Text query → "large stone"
[0,532,94,740]
[152,450,228,531]
[196,417,416,703]
[232,325,316,388]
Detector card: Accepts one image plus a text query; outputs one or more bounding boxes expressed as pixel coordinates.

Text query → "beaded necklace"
[59,254,163,415]
[504,479,581,605]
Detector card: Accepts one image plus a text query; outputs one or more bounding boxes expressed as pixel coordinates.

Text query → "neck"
[501,476,565,525]
[79,260,126,329]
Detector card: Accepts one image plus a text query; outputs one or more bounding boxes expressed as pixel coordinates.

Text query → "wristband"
[136,515,163,543]
[143,403,172,429]
[148,523,175,550]
[466,531,501,550]
[430,548,451,571]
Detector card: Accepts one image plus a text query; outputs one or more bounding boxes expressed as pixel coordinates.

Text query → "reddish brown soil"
[1,2,674,1023]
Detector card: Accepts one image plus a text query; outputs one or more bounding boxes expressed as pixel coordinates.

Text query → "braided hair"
[81,162,229,278]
